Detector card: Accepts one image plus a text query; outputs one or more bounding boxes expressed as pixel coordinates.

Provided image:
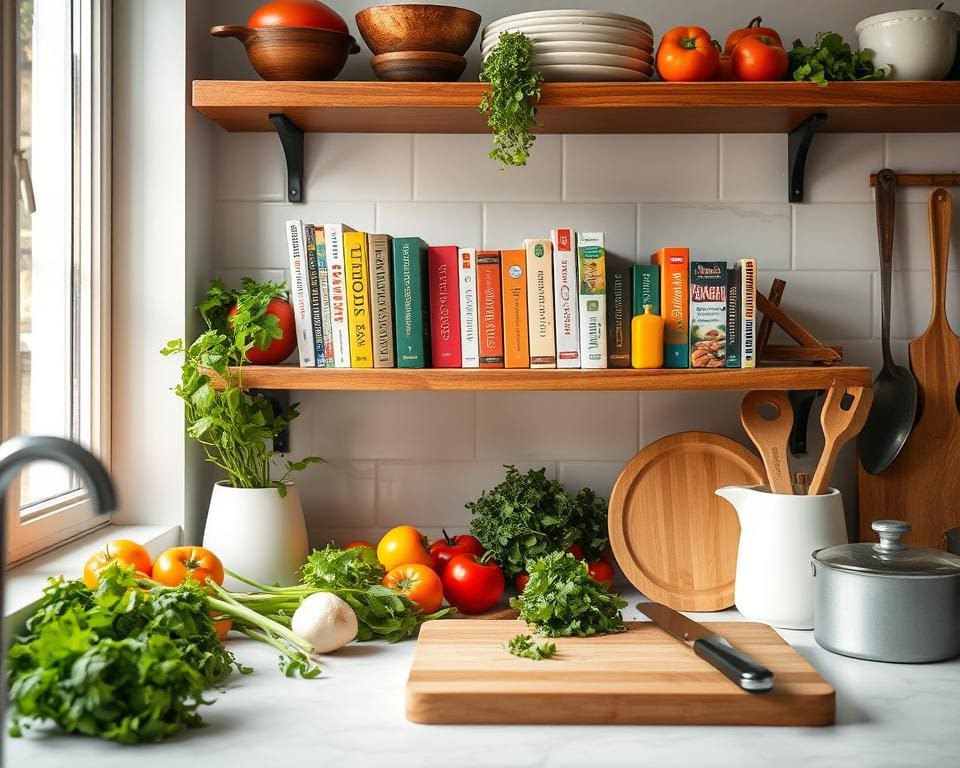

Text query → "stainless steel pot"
[812,520,960,663]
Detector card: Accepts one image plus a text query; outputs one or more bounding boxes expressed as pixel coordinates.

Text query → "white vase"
[202,480,309,591]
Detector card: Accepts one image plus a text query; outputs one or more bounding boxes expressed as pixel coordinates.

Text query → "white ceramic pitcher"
[715,485,848,630]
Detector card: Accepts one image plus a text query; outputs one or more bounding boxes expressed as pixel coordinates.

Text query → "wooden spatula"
[809,386,873,496]
[740,390,794,495]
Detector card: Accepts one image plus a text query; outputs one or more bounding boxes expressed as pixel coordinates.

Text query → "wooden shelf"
[193,80,960,134]
[222,366,872,392]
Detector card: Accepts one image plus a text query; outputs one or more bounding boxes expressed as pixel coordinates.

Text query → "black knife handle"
[693,636,775,693]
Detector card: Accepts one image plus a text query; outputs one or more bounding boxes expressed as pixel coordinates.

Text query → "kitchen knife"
[636,602,775,693]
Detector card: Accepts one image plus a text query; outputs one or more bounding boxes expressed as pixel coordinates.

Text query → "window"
[1,0,111,564]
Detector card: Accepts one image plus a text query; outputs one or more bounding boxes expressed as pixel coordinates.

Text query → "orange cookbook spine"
[652,247,689,369]
[476,251,504,368]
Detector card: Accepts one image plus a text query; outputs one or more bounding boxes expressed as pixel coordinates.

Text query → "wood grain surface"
[193,80,960,134]
[608,433,766,612]
[406,620,835,726]
[859,190,960,546]
[212,365,871,392]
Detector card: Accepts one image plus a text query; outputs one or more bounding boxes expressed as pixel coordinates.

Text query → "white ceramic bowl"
[856,9,960,80]
[484,10,650,35]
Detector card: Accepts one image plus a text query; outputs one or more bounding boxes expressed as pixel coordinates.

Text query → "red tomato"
[429,529,485,575]
[723,17,783,53]
[342,540,374,550]
[227,297,297,365]
[247,0,348,34]
[152,546,225,588]
[442,554,505,615]
[383,563,444,614]
[566,544,585,561]
[731,36,789,81]
[82,539,153,588]
[588,560,615,590]
[656,26,720,82]
[514,572,529,593]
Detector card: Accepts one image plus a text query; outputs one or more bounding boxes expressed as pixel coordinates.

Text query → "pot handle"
[210,25,252,43]
[872,520,910,552]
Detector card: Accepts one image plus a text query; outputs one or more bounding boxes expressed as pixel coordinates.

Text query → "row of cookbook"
[284,220,757,369]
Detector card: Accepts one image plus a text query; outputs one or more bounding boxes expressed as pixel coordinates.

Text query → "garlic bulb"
[291,592,358,653]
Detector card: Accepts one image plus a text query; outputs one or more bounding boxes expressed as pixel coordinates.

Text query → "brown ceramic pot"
[211,24,360,81]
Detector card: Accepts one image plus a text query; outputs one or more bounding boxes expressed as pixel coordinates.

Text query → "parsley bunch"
[479,31,543,167]
[506,634,557,660]
[510,551,626,637]
[788,32,889,86]
[467,466,610,580]
[8,565,241,743]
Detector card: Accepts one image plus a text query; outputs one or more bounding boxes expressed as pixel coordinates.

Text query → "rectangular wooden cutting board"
[406,620,834,726]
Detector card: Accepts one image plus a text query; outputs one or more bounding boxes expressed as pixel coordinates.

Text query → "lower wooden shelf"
[221,365,872,392]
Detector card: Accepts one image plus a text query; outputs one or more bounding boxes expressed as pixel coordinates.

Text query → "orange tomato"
[731,36,788,82]
[213,617,233,640]
[376,525,433,571]
[151,546,225,588]
[723,16,783,54]
[382,563,443,614]
[82,539,153,588]
[342,540,374,550]
[656,26,720,82]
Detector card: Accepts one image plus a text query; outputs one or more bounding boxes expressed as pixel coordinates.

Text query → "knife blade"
[636,602,775,693]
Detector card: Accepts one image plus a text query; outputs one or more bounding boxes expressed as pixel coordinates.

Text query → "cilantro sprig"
[506,634,557,660]
[788,32,889,86]
[510,551,626,637]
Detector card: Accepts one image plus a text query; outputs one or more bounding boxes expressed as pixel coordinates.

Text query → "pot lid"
[813,520,960,576]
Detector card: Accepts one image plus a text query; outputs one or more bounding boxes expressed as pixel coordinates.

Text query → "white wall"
[193,0,960,545]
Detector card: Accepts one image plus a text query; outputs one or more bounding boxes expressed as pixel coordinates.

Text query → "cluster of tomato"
[354,525,505,616]
[656,17,789,83]
[82,539,232,637]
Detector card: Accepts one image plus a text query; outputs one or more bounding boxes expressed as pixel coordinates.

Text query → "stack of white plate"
[481,9,654,82]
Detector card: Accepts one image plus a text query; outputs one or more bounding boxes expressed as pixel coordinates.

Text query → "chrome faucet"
[0,435,116,743]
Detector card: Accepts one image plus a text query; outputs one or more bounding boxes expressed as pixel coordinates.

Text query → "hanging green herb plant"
[479,31,543,167]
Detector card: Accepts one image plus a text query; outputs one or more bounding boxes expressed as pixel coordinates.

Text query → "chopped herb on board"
[510,551,627,637]
[506,634,557,660]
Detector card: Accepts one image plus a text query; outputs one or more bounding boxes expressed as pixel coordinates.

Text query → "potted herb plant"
[163,278,321,589]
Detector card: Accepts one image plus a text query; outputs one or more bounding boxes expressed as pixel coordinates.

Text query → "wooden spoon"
[740,390,794,495]
[810,386,874,496]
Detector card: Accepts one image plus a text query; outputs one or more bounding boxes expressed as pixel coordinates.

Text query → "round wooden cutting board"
[609,432,765,612]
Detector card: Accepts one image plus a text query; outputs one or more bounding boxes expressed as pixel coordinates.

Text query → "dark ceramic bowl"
[356,4,481,56]
[370,50,467,81]
[211,25,360,81]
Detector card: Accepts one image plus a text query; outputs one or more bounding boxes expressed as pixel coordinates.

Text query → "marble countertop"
[7,593,958,768]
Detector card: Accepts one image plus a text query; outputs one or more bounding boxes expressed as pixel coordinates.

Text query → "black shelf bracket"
[253,388,291,453]
[269,113,304,203]
[788,113,827,203]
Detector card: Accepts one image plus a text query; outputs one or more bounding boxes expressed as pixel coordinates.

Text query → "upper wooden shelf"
[222,366,872,392]
[192,80,960,134]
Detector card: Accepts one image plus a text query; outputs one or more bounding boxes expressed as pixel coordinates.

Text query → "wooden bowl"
[356,5,481,56]
[370,51,467,81]
[211,25,360,81]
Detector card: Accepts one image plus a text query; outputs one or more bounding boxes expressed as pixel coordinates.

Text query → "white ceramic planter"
[202,481,309,591]
[716,485,848,630]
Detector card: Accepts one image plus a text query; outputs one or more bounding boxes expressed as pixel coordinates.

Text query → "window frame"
[1,0,112,566]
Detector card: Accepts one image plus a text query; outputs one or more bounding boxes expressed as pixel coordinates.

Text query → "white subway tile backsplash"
[376,461,554,529]
[375,202,483,246]
[476,392,639,461]
[304,134,413,202]
[484,202,636,257]
[297,461,376,528]
[886,133,960,202]
[640,391,748,446]
[760,269,873,340]
[793,204,875,270]
[638,204,790,270]
[873,269,960,340]
[414,135,562,202]
[804,134,884,203]
[309,391,475,461]
[720,135,786,203]
[215,132,285,202]
[557,461,627,502]
[214,201,376,269]
[564,135,719,203]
